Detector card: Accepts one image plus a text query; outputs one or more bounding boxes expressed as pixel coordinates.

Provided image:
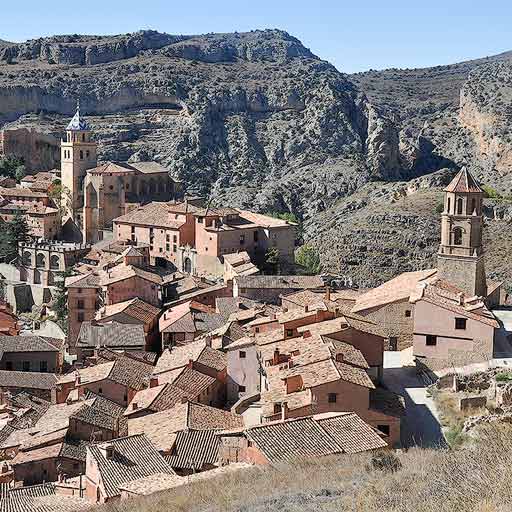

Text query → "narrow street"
[383,351,447,448]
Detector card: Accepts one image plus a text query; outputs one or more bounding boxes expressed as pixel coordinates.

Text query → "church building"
[60,102,180,243]
[350,167,504,369]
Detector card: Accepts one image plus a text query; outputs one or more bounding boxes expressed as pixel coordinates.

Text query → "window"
[166,235,170,242]
[457,198,463,215]
[240,234,245,245]
[239,351,246,359]
[131,226,135,233]
[328,393,337,403]
[98,388,103,394]
[173,244,177,252]
[405,310,411,318]
[286,329,293,337]
[447,197,451,213]
[77,299,84,309]
[173,235,177,243]
[453,227,463,246]
[79,150,84,160]
[377,425,390,436]
[238,385,246,393]
[5,361,12,371]
[255,327,260,333]
[86,150,90,158]
[22,361,30,371]
[426,335,437,346]
[273,403,282,414]
[253,231,259,242]
[198,217,203,223]
[471,198,476,213]
[166,244,170,252]
[40,361,48,373]
[455,318,467,330]
[123,394,128,402]
[159,247,163,253]
[77,312,84,322]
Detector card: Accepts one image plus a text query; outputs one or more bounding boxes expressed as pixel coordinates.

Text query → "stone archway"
[183,257,192,274]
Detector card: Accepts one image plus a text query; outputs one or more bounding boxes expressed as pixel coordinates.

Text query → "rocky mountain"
[1,29,512,288]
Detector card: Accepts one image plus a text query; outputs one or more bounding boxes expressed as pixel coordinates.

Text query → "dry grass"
[432,389,490,448]
[100,424,512,512]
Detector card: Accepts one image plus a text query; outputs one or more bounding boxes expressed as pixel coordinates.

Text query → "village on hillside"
[0,104,511,510]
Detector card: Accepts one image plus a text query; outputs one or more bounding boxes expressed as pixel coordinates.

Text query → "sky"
[2,0,511,73]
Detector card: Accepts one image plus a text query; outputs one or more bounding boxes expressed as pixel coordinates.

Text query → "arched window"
[36,253,45,268]
[22,251,31,266]
[79,150,84,160]
[453,227,463,246]
[33,269,41,284]
[457,198,463,215]
[471,198,476,214]
[447,197,451,213]
[184,257,192,274]
[50,255,60,270]
[82,133,85,142]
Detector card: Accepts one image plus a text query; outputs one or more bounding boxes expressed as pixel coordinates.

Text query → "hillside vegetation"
[101,425,512,512]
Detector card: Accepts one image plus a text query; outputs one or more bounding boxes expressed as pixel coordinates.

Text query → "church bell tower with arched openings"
[437,167,487,297]
[61,100,97,227]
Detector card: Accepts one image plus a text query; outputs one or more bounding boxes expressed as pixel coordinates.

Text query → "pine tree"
[8,210,30,253]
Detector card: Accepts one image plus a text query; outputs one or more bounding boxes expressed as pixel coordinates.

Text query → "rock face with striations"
[2,29,512,288]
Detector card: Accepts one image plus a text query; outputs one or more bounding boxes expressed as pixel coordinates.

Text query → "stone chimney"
[458,292,464,306]
[302,330,311,339]
[132,402,138,411]
[273,349,280,365]
[304,304,309,313]
[149,376,159,388]
[99,444,115,460]
[336,352,344,363]
[281,402,288,421]
[325,287,331,302]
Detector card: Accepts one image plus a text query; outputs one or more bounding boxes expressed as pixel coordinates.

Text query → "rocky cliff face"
[2,29,512,288]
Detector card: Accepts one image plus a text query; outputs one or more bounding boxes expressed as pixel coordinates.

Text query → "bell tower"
[437,167,487,297]
[61,101,97,227]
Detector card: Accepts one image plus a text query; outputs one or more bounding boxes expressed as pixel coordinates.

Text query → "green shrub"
[495,372,512,383]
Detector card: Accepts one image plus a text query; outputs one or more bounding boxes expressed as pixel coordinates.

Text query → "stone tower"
[61,101,97,228]
[437,167,487,297]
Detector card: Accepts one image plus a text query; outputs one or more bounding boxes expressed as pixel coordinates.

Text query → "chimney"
[132,402,138,411]
[302,330,311,339]
[325,287,331,302]
[281,402,288,421]
[205,336,212,348]
[336,353,344,363]
[304,304,309,313]
[149,376,159,388]
[273,349,280,365]
[99,444,115,460]
[74,371,81,387]
[458,292,464,306]
[188,359,194,369]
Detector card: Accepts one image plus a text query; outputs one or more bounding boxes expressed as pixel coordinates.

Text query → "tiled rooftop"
[87,434,175,499]
[235,275,324,290]
[77,321,146,349]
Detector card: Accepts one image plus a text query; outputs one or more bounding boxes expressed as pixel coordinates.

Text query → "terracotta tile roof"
[87,434,175,499]
[0,335,60,359]
[57,361,115,386]
[196,346,226,372]
[128,401,243,451]
[108,355,153,391]
[0,370,57,391]
[12,442,63,465]
[64,272,101,289]
[235,275,324,290]
[444,167,483,193]
[165,429,219,470]
[99,263,164,286]
[153,341,226,377]
[352,269,437,313]
[114,202,186,229]
[323,337,369,369]
[116,472,184,496]
[77,321,146,349]
[1,482,89,512]
[237,210,295,228]
[243,412,385,464]
[315,412,388,453]
[414,279,499,328]
[172,367,215,395]
[96,297,160,324]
